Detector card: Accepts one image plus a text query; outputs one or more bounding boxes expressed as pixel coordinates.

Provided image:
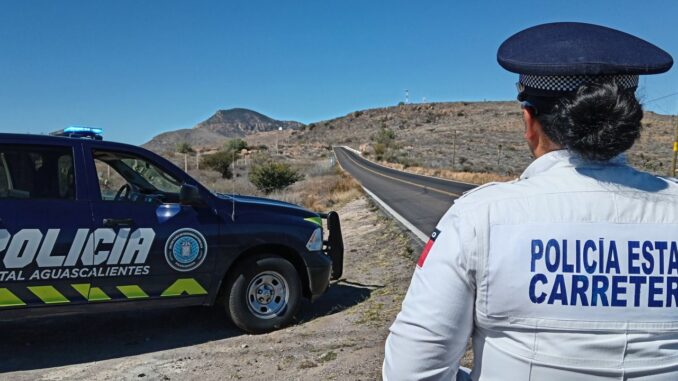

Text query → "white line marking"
[333,146,430,243]
[340,145,362,155]
[361,186,428,243]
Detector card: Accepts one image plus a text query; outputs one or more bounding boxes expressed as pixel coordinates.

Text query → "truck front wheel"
[225,254,302,333]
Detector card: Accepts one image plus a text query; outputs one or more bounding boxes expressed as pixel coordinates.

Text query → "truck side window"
[93,150,182,203]
[0,145,75,200]
[95,159,129,200]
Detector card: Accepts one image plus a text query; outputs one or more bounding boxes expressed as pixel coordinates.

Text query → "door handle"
[103,218,135,228]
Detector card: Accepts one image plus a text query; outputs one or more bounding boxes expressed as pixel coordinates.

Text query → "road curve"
[333,146,476,240]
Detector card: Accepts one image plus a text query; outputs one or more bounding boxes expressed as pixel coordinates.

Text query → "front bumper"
[319,211,344,280]
[307,263,332,301]
[303,211,344,301]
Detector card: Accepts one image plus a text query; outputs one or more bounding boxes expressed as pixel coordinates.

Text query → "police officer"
[383,22,676,380]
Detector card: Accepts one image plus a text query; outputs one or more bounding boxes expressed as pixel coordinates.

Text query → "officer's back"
[454,151,678,379]
[383,22,677,381]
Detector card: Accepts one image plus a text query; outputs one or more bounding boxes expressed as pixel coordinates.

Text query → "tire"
[225,254,302,333]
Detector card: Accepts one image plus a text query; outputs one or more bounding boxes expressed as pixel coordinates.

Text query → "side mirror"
[180,183,203,206]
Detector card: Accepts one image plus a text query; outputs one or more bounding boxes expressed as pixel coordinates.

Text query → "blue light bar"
[64,126,104,135]
[50,126,104,140]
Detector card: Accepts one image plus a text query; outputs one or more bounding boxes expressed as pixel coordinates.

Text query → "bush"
[225,138,248,152]
[176,142,194,154]
[373,127,396,145]
[202,149,239,178]
[373,143,387,160]
[249,159,303,194]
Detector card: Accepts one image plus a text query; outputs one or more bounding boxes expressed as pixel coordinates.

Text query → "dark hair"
[534,79,643,161]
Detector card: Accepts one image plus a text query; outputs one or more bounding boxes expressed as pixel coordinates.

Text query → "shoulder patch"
[417,228,441,268]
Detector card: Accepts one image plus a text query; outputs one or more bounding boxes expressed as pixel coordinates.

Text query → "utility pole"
[405,89,409,104]
[672,116,678,177]
[451,130,457,170]
[497,144,503,171]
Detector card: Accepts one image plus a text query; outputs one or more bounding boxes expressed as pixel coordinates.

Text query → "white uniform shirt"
[384,150,678,381]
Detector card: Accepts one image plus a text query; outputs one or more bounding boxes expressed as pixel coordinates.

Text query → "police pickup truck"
[0,127,343,333]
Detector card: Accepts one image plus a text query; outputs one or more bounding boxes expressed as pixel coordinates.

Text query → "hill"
[293,101,676,177]
[143,108,304,153]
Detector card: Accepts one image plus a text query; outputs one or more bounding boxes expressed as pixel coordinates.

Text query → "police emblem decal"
[165,228,208,272]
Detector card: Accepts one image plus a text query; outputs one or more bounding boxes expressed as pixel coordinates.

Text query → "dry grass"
[379,161,515,184]
[287,169,363,212]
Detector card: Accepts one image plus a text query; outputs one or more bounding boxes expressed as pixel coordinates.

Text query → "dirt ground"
[0,197,422,381]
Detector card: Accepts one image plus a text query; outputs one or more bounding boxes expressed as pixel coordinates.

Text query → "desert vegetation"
[161,138,361,212]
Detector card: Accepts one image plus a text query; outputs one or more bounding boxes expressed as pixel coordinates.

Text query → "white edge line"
[333,146,428,243]
[361,186,428,243]
[336,145,479,187]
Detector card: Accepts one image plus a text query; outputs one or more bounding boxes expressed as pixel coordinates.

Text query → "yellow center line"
[337,148,462,198]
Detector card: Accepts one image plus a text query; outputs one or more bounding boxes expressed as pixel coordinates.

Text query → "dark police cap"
[497,22,673,98]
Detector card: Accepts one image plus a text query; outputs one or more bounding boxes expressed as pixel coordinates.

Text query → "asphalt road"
[334,146,476,240]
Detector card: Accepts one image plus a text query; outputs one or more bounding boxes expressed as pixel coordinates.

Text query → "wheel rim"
[246,271,289,319]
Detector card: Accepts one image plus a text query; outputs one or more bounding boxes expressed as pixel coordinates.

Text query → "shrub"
[176,142,194,154]
[373,143,387,160]
[373,127,396,145]
[201,149,239,178]
[225,138,248,151]
[249,159,303,194]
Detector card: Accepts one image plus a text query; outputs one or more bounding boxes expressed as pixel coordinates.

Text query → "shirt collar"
[520,149,628,180]
[520,150,571,180]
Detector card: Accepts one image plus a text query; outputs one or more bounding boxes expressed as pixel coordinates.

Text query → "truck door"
[0,142,95,310]
[85,147,221,305]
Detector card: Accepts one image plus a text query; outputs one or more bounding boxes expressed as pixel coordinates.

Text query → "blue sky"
[1,0,677,144]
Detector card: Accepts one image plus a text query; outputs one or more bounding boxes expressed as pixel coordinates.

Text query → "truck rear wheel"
[225,254,301,333]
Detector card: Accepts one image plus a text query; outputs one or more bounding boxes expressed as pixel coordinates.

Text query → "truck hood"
[215,193,318,218]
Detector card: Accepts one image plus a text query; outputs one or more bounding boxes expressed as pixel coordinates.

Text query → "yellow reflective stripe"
[161,278,208,297]
[117,285,149,299]
[304,216,322,226]
[71,283,90,299]
[674,142,678,152]
[0,288,26,307]
[28,286,69,304]
[88,287,111,301]
[70,284,110,301]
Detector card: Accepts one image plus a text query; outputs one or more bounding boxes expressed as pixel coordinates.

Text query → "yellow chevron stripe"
[28,286,69,304]
[88,287,111,301]
[0,288,26,307]
[161,278,208,297]
[117,285,149,299]
[71,283,91,299]
[70,283,110,301]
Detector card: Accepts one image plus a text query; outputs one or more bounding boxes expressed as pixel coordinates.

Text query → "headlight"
[306,227,323,251]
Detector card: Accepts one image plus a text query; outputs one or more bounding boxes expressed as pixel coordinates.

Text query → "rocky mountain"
[143,108,304,153]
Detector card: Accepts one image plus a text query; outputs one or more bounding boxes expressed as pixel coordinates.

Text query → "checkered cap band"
[518,74,639,92]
